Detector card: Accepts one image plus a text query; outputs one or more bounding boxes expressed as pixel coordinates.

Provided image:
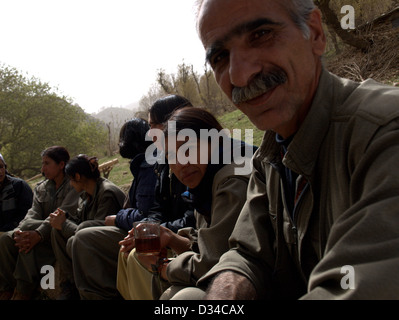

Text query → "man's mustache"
[232,70,287,105]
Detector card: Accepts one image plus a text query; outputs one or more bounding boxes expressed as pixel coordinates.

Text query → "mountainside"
[91,107,136,125]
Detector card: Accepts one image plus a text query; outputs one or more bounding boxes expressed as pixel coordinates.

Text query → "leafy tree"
[0,63,108,178]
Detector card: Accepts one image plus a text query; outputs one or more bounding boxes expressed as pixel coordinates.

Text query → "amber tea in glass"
[134,221,161,255]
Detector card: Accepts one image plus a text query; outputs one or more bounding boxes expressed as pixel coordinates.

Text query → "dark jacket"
[0,175,33,231]
[186,139,258,223]
[146,160,196,233]
[114,153,157,231]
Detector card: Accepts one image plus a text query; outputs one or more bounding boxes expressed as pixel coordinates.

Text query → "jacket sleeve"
[61,203,83,239]
[115,208,146,231]
[115,167,157,231]
[166,174,249,286]
[36,185,80,240]
[14,180,34,227]
[197,157,276,299]
[92,189,125,221]
[146,171,196,232]
[133,166,157,214]
[161,209,196,233]
[303,118,399,299]
[17,183,48,231]
[63,187,125,237]
[1,179,33,231]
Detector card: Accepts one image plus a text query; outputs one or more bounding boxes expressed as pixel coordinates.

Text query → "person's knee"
[162,286,207,300]
[66,228,90,258]
[0,231,15,250]
[67,228,88,254]
[51,227,64,241]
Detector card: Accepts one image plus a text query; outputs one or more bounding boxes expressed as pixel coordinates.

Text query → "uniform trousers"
[0,220,55,296]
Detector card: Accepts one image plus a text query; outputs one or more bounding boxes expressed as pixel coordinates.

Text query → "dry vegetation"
[325,9,399,85]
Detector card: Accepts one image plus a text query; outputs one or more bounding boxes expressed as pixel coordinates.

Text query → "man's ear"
[308,8,327,57]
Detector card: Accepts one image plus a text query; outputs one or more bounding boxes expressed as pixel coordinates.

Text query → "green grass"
[218,109,264,147]
[98,154,132,188]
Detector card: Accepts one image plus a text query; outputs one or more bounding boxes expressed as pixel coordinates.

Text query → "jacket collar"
[256,68,337,178]
[45,175,70,194]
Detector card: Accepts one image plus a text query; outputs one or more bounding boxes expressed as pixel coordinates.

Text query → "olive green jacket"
[166,161,251,286]
[17,176,80,240]
[200,69,399,299]
[62,177,126,238]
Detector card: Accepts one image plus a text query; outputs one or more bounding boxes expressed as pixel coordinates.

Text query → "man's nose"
[229,47,262,88]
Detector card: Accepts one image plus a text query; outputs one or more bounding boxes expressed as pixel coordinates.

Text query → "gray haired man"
[193,0,399,300]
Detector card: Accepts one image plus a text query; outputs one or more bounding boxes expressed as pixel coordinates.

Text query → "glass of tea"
[133,221,161,255]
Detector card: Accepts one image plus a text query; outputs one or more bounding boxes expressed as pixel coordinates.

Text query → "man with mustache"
[192,0,399,299]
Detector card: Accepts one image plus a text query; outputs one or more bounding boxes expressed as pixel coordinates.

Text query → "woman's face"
[0,160,6,183]
[41,155,65,181]
[166,138,209,189]
[69,173,84,193]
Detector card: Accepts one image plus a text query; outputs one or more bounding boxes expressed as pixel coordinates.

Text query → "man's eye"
[211,51,228,68]
[250,29,272,42]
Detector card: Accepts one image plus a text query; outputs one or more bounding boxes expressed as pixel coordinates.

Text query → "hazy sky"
[1,0,206,113]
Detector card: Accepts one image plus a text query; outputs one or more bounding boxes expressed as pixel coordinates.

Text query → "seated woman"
[49,154,126,299]
[0,153,33,234]
[123,107,257,300]
[0,146,80,300]
[116,95,196,300]
[105,118,158,230]
[66,118,158,300]
[144,94,196,233]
